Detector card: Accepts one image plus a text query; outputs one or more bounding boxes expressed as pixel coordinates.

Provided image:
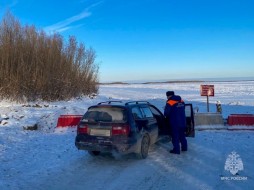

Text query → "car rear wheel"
[88,151,101,156]
[137,135,150,159]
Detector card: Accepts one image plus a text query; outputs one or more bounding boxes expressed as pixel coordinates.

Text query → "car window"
[185,105,191,117]
[149,106,162,116]
[140,107,154,118]
[83,107,127,122]
[131,107,143,120]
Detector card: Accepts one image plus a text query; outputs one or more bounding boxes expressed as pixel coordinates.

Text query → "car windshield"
[82,107,127,123]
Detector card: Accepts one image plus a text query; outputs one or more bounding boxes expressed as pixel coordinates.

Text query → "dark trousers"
[171,126,187,153]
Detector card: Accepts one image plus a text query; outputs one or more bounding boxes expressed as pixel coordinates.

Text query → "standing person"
[164,91,187,154]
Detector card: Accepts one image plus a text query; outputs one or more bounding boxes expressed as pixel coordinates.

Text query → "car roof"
[87,101,151,109]
[97,101,150,106]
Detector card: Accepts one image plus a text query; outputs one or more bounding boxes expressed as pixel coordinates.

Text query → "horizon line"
[100,76,254,84]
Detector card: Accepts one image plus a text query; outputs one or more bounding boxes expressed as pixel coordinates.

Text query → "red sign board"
[200,85,214,96]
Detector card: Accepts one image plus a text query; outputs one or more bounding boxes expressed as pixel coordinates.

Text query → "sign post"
[200,85,214,112]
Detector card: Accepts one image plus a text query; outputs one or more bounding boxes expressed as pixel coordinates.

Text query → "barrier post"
[216,101,222,113]
[207,95,209,112]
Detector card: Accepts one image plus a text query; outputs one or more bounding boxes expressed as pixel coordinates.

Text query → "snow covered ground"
[0,81,254,190]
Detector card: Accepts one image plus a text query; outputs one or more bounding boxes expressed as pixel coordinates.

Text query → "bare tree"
[0,11,99,102]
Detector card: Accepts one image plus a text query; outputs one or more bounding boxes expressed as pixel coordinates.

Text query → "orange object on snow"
[56,115,83,127]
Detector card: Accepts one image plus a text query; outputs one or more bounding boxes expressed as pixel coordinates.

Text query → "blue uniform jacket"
[164,95,186,128]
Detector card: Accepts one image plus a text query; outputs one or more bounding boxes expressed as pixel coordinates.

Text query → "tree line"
[0,11,99,102]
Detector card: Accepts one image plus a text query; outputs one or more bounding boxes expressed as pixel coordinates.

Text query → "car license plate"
[90,129,111,137]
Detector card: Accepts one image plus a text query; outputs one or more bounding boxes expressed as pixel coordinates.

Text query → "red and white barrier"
[228,114,254,130]
[56,115,83,128]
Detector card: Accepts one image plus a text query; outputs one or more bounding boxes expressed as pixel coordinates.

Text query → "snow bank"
[0,81,254,190]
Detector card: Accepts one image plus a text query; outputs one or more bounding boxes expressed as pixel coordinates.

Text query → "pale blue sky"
[1,0,254,82]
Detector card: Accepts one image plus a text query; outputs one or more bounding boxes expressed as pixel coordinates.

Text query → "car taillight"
[77,124,88,134]
[112,124,130,136]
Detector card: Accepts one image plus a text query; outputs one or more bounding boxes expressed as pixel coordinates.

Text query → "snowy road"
[1,81,254,190]
[1,130,253,190]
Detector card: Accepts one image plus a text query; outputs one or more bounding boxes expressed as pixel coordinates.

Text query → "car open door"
[149,105,169,136]
[185,104,195,137]
[149,103,195,137]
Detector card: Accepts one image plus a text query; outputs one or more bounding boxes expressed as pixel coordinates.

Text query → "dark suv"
[75,101,194,159]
